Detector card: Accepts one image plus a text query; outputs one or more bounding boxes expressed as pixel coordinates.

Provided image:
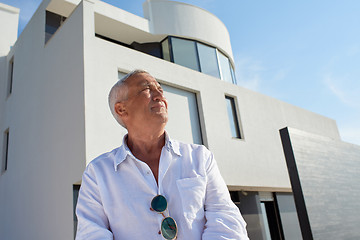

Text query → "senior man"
[75,70,249,239]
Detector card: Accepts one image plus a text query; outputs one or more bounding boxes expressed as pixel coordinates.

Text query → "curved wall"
[143,0,234,64]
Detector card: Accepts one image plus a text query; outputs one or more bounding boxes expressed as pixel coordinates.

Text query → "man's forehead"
[128,73,160,86]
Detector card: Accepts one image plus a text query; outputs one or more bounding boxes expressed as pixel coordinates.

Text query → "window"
[197,42,220,78]
[171,37,200,71]
[218,51,234,84]
[231,191,290,240]
[130,42,162,58]
[260,198,285,240]
[225,96,241,138]
[161,36,236,83]
[230,63,237,84]
[7,57,14,95]
[45,11,66,43]
[162,85,203,145]
[2,129,10,173]
[161,38,171,61]
[73,184,80,238]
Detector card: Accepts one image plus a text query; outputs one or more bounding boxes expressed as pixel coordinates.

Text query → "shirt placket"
[129,145,174,239]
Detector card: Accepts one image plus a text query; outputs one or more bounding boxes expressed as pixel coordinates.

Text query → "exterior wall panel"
[0,1,86,239]
[281,128,360,239]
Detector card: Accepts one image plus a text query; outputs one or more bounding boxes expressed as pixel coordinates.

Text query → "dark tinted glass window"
[2,129,10,172]
[8,57,14,95]
[161,38,171,61]
[45,11,66,43]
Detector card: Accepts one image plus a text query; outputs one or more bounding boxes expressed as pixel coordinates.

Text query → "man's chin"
[156,113,168,124]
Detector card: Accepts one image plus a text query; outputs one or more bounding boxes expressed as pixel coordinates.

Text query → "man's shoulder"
[87,147,121,168]
[177,140,206,150]
[171,139,212,157]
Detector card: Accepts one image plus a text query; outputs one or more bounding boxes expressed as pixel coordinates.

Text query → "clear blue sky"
[2,0,360,145]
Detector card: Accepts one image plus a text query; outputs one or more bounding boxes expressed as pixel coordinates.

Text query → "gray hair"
[108,69,150,128]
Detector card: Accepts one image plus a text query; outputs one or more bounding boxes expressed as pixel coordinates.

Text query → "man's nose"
[152,88,165,101]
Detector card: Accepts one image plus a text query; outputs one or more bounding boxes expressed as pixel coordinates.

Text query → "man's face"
[121,73,168,128]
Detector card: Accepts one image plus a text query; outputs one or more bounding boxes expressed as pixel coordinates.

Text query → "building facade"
[1,0,358,239]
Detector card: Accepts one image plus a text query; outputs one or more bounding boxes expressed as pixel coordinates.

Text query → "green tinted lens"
[161,217,177,240]
[151,195,167,213]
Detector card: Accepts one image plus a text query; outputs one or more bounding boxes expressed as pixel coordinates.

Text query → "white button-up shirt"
[76,133,248,239]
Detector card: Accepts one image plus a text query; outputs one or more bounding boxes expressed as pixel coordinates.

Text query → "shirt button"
[147,171,150,174]
[158,230,161,235]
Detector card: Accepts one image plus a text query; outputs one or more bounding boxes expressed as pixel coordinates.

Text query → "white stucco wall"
[0,3,19,149]
[0,0,86,239]
[0,3,19,55]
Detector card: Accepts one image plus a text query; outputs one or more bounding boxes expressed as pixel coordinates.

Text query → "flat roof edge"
[0,3,20,14]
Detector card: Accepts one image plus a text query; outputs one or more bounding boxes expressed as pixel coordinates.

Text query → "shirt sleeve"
[75,163,113,240]
[202,152,249,240]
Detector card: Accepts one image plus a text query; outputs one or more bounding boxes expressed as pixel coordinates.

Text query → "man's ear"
[115,102,127,118]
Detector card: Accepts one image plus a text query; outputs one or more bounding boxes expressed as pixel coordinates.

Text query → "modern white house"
[1,0,359,239]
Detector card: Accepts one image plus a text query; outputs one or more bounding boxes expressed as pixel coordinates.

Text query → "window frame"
[225,95,243,139]
[160,82,204,145]
[217,50,235,84]
[73,184,81,238]
[2,128,10,174]
[7,56,14,96]
[168,36,201,72]
[163,36,236,83]
[160,37,171,62]
[45,10,67,44]
[196,41,221,79]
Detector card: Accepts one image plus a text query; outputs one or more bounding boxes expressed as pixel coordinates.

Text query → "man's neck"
[126,128,166,161]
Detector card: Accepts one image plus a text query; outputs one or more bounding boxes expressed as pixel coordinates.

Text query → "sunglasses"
[151,195,178,239]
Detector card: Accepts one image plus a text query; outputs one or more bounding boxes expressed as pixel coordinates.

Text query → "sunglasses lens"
[151,195,167,212]
[161,217,177,239]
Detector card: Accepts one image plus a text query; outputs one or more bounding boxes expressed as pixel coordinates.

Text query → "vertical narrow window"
[218,51,234,84]
[225,96,241,138]
[73,184,81,237]
[197,42,220,78]
[171,37,200,71]
[2,129,10,173]
[8,57,14,95]
[161,38,171,61]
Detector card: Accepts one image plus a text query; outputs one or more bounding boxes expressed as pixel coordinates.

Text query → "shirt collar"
[113,131,181,171]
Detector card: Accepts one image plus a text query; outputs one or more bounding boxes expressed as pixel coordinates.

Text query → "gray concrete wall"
[282,127,360,240]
